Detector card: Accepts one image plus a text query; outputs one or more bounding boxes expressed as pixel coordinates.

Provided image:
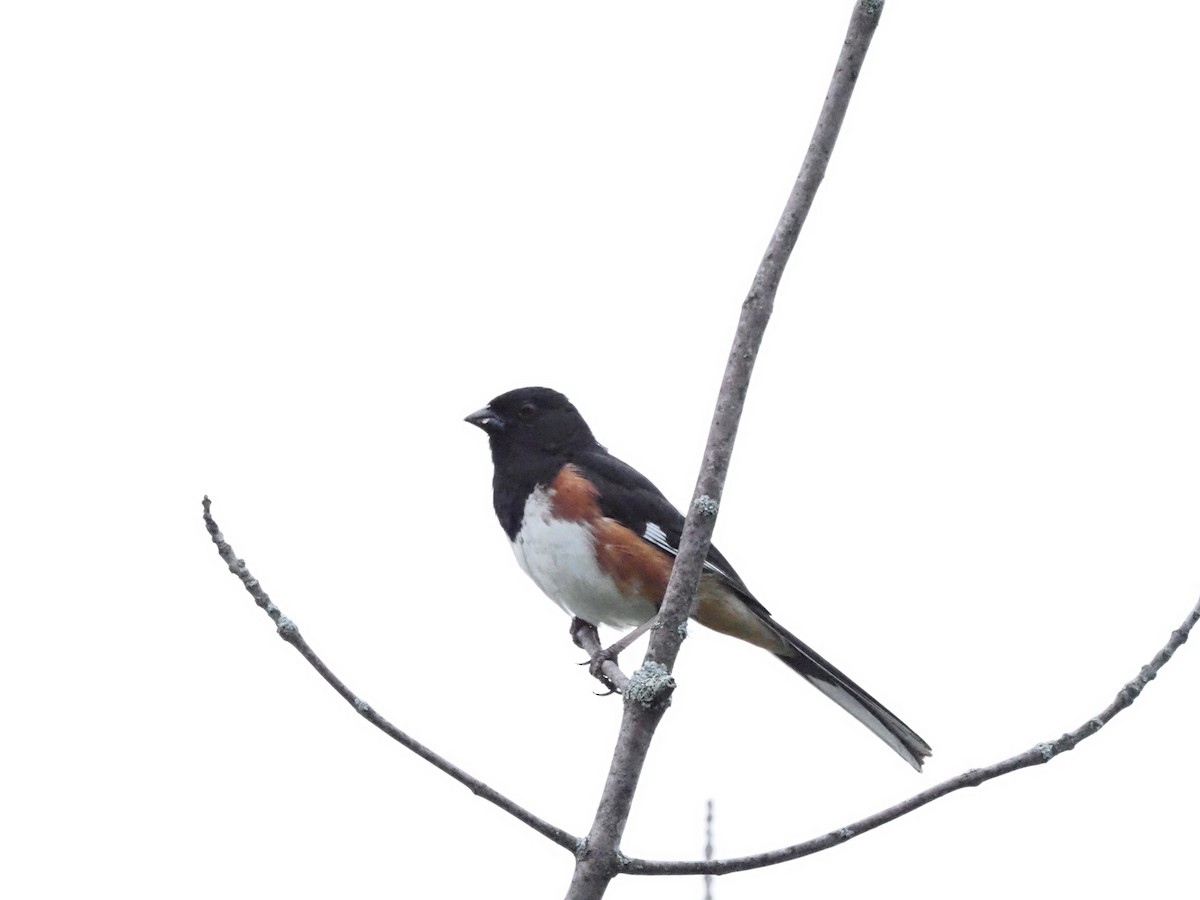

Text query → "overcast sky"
[3,3,1198,898]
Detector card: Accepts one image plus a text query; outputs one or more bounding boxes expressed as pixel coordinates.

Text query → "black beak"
[465,406,505,432]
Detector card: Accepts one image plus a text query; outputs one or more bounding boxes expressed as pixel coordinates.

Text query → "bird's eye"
[518,402,537,419]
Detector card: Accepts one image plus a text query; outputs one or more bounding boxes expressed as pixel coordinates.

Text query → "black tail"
[770,619,931,771]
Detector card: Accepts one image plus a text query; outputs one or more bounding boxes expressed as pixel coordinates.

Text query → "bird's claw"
[569,617,622,694]
[587,646,621,695]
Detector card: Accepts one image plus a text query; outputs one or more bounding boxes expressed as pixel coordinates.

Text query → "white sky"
[3,2,1198,898]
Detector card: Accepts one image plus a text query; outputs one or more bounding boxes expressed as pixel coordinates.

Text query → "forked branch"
[567,3,889,896]
[201,1,1198,896]
[203,496,1198,880]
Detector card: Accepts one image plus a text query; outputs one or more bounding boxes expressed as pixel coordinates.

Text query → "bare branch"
[704,799,715,900]
[620,592,1200,876]
[201,496,580,853]
[565,3,887,897]
[647,0,887,672]
[200,3,1197,895]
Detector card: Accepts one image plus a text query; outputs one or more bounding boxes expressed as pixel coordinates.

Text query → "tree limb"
[620,591,1200,874]
[646,0,887,677]
[200,3,1197,896]
[565,3,887,897]
[201,496,580,853]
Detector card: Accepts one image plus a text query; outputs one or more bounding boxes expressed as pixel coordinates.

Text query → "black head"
[465,386,598,459]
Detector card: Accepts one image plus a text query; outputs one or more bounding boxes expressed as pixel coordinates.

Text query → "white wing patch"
[642,521,674,555]
[642,521,732,580]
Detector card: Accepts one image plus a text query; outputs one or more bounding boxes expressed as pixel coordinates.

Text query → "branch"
[620,592,1200,875]
[566,3,887,897]
[647,0,887,673]
[703,799,715,900]
[201,495,580,853]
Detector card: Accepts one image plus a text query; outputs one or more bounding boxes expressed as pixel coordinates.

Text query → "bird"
[466,386,932,770]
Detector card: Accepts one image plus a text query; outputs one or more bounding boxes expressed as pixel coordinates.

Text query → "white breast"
[511,487,657,629]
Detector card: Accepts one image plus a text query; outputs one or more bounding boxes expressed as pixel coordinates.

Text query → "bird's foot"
[569,617,625,695]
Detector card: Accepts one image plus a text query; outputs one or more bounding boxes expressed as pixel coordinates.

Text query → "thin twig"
[201,496,580,853]
[620,592,1200,876]
[704,799,715,900]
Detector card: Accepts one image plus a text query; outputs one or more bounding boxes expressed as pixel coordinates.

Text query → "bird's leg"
[597,616,657,664]
[569,617,618,694]
[569,616,601,651]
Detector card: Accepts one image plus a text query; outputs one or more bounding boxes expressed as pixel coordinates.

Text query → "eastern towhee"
[467,386,931,770]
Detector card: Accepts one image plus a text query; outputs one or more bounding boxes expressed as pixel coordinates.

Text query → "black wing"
[573,447,774,616]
